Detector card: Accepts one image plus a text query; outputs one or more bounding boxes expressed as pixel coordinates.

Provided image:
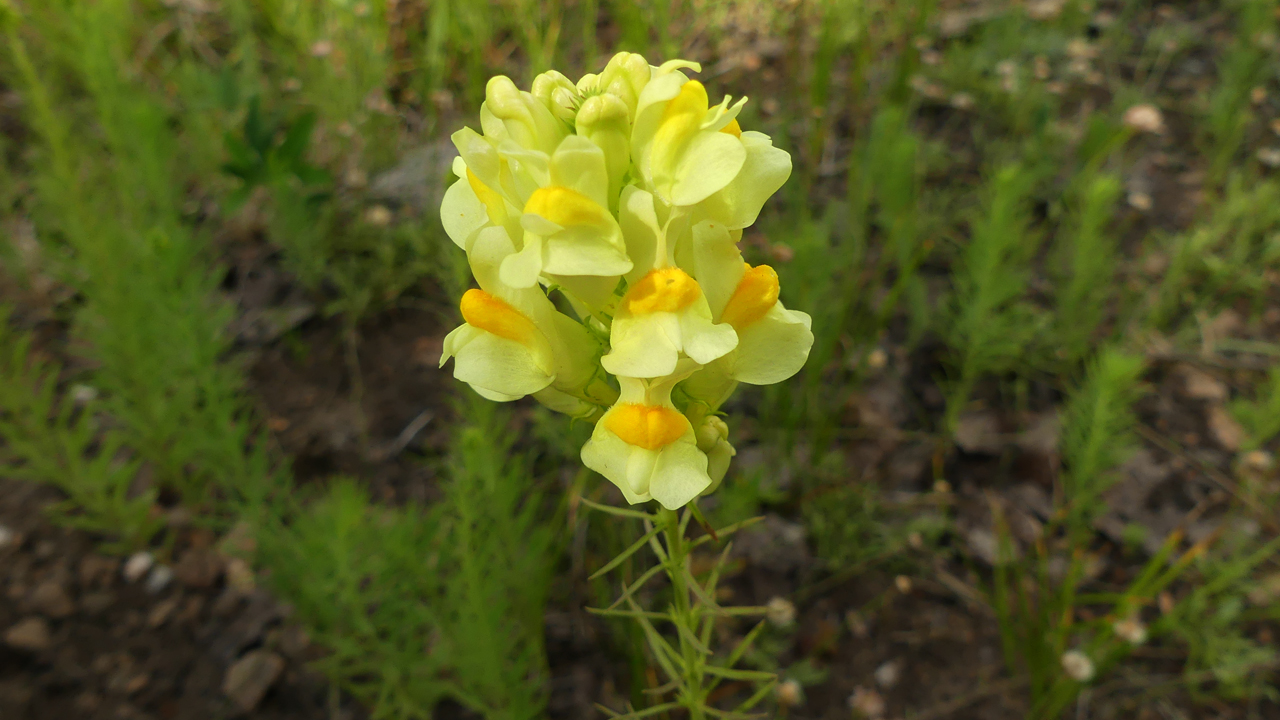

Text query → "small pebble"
[874,660,901,688]
[364,205,393,227]
[894,575,913,594]
[123,552,154,583]
[776,678,804,706]
[1122,104,1165,134]
[1061,649,1095,682]
[1113,616,1148,645]
[28,580,75,619]
[147,597,180,628]
[5,617,52,652]
[70,384,99,404]
[1242,450,1275,473]
[766,596,796,628]
[224,557,256,595]
[845,609,870,638]
[1257,147,1280,168]
[848,686,886,718]
[0,524,15,549]
[145,565,174,594]
[223,650,285,712]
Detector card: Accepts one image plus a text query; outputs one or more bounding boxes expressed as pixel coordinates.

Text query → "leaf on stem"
[591,523,665,580]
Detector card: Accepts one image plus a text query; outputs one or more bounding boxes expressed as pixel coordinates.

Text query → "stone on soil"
[122,552,154,583]
[223,649,285,712]
[29,579,75,618]
[5,617,52,652]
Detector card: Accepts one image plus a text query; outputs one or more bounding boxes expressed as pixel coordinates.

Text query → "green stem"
[659,507,708,718]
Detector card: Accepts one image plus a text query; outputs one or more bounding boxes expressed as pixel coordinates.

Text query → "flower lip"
[524,185,610,228]
[624,267,702,315]
[720,263,779,330]
[720,118,742,137]
[605,403,689,450]
[466,168,508,224]
[459,289,540,345]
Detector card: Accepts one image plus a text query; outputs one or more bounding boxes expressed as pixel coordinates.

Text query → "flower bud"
[484,75,567,154]
[585,51,651,114]
[694,415,735,493]
[576,93,632,208]
[531,70,578,122]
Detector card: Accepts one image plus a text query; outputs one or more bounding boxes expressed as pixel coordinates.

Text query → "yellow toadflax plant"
[439,53,812,716]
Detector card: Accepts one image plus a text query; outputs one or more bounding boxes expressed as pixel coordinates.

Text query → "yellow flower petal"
[524,185,612,229]
[624,267,702,315]
[720,118,742,137]
[720,264,780,330]
[459,289,540,346]
[605,403,690,450]
[467,168,508,226]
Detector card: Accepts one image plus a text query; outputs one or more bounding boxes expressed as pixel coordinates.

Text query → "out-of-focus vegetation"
[2,0,1280,717]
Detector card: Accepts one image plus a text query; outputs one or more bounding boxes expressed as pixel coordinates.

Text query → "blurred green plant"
[1229,367,1280,451]
[0,313,163,553]
[1049,172,1124,367]
[4,0,275,507]
[940,164,1043,436]
[258,398,556,720]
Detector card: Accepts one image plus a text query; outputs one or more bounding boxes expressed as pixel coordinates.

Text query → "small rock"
[1026,0,1064,20]
[219,521,257,557]
[224,557,256,595]
[766,596,797,628]
[1123,104,1165,134]
[145,565,174,594]
[122,552,154,583]
[962,526,1012,565]
[70,384,99,404]
[894,575,913,594]
[174,548,223,589]
[874,660,901,689]
[0,524,15,549]
[1127,191,1153,211]
[1248,573,1280,605]
[845,610,870,638]
[1207,406,1246,451]
[147,597,180,628]
[80,592,115,616]
[80,555,121,589]
[277,624,312,660]
[1176,365,1228,401]
[367,140,458,215]
[1113,616,1148,645]
[1061,649,1095,681]
[223,650,285,712]
[123,673,150,696]
[735,515,809,573]
[848,685,886,718]
[1258,147,1280,168]
[33,540,56,559]
[776,678,804,706]
[5,617,51,652]
[29,580,75,619]
[363,204,393,227]
[954,411,1004,454]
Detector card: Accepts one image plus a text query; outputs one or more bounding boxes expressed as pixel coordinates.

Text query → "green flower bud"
[583,52,651,115]
[483,75,568,154]
[531,70,578,122]
[576,93,632,209]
